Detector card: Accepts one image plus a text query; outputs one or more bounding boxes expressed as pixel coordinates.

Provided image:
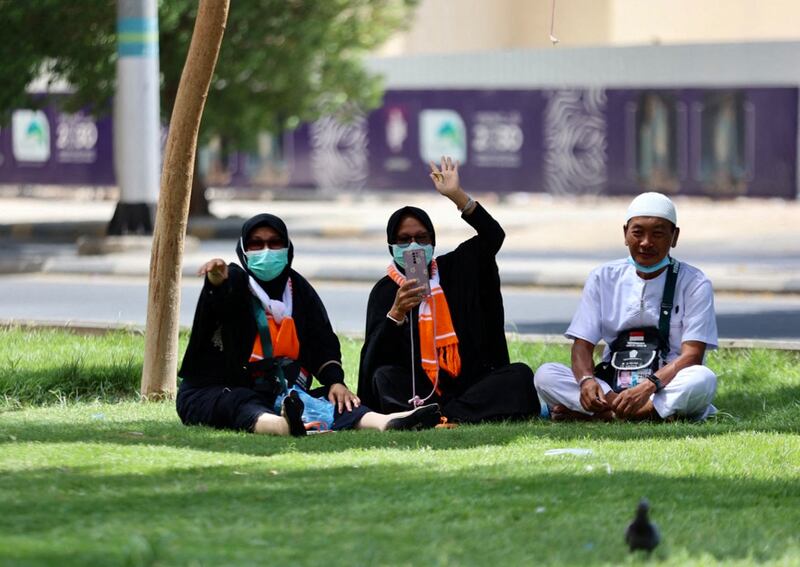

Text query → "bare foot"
[551,405,613,422]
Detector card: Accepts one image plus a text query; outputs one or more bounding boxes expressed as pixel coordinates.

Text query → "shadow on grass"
[0,462,797,566]
[1,351,797,459]
[1,402,798,460]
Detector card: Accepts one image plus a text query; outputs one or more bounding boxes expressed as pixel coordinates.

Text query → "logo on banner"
[384,106,411,172]
[56,111,98,164]
[419,109,467,164]
[12,110,51,163]
[386,107,408,153]
[471,111,524,168]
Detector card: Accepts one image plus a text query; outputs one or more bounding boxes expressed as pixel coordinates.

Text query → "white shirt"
[566,258,718,362]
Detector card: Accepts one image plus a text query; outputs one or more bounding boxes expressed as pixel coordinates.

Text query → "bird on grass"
[625,498,660,554]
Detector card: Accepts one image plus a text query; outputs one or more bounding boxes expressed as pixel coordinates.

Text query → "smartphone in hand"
[403,248,431,296]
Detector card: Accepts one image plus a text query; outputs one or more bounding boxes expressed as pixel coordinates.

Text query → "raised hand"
[429,156,461,198]
[198,258,228,286]
[429,156,471,211]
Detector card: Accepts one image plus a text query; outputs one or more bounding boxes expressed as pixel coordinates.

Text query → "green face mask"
[391,242,434,268]
[247,247,289,281]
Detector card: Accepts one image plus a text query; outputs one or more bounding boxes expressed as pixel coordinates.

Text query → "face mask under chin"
[628,255,670,274]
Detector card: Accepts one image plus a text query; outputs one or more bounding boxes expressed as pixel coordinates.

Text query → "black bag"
[595,259,680,393]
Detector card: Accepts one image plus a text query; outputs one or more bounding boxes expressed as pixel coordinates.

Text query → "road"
[1,273,798,339]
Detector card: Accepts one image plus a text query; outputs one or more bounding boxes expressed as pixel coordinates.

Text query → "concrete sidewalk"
[1,192,799,293]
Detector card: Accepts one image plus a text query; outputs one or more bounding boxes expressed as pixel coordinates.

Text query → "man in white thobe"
[534,192,718,421]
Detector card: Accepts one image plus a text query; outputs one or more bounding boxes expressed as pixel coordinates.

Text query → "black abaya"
[357,203,539,422]
[177,214,352,432]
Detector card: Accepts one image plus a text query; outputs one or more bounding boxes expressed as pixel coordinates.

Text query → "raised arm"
[429,156,505,255]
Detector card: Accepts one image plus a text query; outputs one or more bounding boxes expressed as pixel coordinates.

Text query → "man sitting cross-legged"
[534,192,718,422]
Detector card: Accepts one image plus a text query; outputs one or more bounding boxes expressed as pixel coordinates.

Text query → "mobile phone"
[403,248,431,296]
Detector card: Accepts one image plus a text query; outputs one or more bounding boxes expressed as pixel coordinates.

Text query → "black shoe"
[281,391,306,437]
[385,404,441,431]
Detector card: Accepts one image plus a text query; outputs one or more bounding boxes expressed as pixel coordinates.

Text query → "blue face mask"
[392,242,434,268]
[628,255,671,274]
[247,247,289,281]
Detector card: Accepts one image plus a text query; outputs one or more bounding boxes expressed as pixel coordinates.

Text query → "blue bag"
[273,385,335,431]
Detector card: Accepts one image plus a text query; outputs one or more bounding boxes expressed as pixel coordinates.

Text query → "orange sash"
[388,261,461,389]
[249,315,300,362]
[247,277,300,363]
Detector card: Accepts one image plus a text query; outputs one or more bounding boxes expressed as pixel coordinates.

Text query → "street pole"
[108,0,161,235]
[140,0,229,398]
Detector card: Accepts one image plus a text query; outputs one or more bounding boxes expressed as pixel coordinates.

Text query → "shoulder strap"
[250,297,287,392]
[658,258,680,352]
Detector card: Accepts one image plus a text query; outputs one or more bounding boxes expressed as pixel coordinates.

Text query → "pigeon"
[625,498,660,554]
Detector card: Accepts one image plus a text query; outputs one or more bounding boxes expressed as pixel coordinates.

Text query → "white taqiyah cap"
[625,192,677,225]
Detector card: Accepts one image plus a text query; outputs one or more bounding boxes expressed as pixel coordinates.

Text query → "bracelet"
[386,312,406,326]
[647,374,664,392]
[578,375,596,387]
[458,196,475,213]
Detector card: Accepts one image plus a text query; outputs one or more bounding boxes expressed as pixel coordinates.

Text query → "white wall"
[610,0,800,46]
[377,0,800,56]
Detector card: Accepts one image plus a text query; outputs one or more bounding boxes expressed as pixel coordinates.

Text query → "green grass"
[1,328,799,566]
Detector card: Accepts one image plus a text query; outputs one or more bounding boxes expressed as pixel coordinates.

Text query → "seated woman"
[177,213,441,436]
[357,157,539,423]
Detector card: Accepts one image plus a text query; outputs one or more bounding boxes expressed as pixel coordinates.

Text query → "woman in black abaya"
[357,157,540,423]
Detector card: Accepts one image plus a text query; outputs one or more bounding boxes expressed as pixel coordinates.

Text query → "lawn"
[1,329,799,566]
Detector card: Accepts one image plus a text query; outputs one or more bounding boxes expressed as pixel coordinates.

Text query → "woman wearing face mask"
[176,213,441,436]
[357,157,540,424]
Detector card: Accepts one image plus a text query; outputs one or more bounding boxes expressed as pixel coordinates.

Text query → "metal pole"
[108,0,161,234]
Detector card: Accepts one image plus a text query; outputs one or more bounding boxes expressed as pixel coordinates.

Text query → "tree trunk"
[141,0,229,399]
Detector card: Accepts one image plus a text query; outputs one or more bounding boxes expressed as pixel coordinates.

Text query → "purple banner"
[288,87,798,199]
[2,88,796,199]
[605,88,798,198]
[0,102,115,186]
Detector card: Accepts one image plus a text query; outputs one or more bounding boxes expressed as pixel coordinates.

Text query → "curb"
[2,222,799,294]
[2,318,799,351]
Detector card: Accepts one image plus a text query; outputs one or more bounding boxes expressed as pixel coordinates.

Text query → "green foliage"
[0,0,117,117]
[0,0,418,148]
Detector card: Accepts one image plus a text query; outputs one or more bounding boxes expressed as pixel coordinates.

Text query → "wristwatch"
[647,375,664,392]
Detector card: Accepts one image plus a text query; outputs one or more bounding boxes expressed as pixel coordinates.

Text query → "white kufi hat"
[625,192,677,225]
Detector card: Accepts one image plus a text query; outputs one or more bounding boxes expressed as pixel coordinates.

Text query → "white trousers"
[533,362,717,420]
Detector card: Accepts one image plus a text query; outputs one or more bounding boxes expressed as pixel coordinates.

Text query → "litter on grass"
[544,448,593,456]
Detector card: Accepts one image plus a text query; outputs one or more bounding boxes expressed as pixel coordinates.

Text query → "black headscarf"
[235,213,295,299]
[385,206,436,257]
